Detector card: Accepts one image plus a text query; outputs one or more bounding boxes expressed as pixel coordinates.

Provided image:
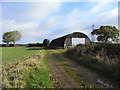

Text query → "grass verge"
[2,50,52,88]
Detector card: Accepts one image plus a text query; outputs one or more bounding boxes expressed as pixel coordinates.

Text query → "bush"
[2,44,7,47]
[27,43,43,47]
[9,44,14,47]
[1,44,15,47]
[65,43,120,87]
[43,39,50,47]
[47,46,63,49]
[93,43,120,59]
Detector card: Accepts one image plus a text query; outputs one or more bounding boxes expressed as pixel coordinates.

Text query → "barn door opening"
[72,38,85,46]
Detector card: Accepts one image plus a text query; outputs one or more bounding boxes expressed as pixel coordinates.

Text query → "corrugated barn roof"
[50,32,90,47]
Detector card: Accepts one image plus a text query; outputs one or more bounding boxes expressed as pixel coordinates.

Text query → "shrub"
[2,44,7,47]
[65,43,120,87]
[43,39,50,47]
[1,44,15,47]
[27,43,43,47]
[47,46,63,49]
[9,44,14,47]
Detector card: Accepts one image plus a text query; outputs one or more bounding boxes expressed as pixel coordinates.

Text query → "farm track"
[47,51,117,88]
[56,53,106,88]
[48,52,78,88]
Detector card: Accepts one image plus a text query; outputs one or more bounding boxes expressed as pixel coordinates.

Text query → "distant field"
[1,47,42,67]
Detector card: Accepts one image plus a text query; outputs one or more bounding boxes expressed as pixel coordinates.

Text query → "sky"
[0,0,119,44]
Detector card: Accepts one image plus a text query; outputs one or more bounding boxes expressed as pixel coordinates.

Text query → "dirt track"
[47,51,116,88]
[48,52,78,88]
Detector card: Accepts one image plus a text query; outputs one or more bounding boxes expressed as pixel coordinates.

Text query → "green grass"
[24,51,51,88]
[2,50,52,88]
[1,47,41,67]
[2,47,52,88]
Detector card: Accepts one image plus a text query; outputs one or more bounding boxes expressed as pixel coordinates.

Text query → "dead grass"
[2,50,52,88]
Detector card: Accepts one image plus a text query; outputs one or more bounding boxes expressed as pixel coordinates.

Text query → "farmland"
[1,1,120,89]
[2,47,41,67]
[1,46,119,88]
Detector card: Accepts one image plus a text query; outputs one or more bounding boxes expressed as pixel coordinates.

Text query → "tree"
[43,39,50,47]
[2,32,12,46]
[2,30,22,46]
[91,25,120,43]
[10,31,22,46]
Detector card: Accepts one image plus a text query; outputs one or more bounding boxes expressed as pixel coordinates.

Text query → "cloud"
[1,0,119,2]
[64,9,81,27]
[2,20,41,43]
[48,5,118,41]
[90,2,106,13]
[1,2,118,44]
[43,15,63,30]
[90,0,119,2]
[1,15,64,43]
[27,2,61,20]
[60,6,118,40]
[95,8,118,26]
[1,2,62,43]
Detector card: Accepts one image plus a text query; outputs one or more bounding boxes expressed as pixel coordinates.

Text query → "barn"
[50,32,91,48]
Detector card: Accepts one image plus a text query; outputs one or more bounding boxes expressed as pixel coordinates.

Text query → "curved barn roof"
[50,32,90,47]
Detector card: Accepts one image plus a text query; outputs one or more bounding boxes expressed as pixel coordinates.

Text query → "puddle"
[97,79,116,88]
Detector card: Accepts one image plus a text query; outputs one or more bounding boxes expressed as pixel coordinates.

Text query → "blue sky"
[0,1,119,44]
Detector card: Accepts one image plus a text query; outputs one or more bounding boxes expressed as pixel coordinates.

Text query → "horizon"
[0,0,119,44]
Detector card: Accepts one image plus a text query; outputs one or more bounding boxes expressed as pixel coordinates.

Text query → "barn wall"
[64,38,72,46]
[85,38,90,45]
[64,38,72,49]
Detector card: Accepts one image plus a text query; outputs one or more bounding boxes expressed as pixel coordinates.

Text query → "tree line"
[2,30,50,47]
[2,25,120,47]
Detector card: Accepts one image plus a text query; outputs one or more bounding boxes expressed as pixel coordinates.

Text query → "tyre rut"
[48,53,78,88]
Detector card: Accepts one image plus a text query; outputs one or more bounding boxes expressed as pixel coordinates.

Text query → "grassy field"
[2,49,52,88]
[1,47,42,67]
